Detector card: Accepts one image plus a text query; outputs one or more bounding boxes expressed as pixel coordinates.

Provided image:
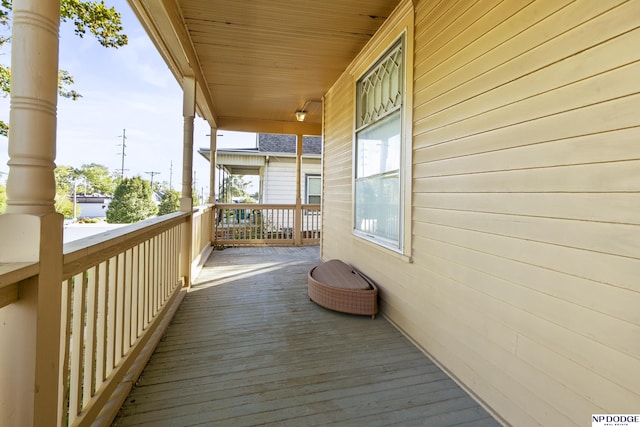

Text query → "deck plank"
[113,247,499,427]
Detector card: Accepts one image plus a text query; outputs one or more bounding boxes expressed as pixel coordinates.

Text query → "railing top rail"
[0,261,39,290]
[192,204,215,216]
[63,212,190,278]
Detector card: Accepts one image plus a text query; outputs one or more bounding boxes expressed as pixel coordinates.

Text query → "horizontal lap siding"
[411,0,640,426]
[322,73,355,259]
[323,0,640,426]
[263,159,321,203]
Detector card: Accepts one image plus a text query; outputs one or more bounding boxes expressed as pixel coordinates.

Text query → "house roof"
[258,134,322,155]
[198,133,322,164]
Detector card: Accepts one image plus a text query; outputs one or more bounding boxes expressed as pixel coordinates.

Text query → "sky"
[0,0,257,199]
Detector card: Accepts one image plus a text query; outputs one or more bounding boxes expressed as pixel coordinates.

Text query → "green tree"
[55,165,79,195]
[59,0,128,48]
[77,163,115,195]
[55,163,114,194]
[53,164,114,218]
[107,176,158,224]
[0,184,6,214]
[192,188,201,207]
[157,187,180,216]
[220,175,251,202]
[55,190,75,218]
[0,0,128,135]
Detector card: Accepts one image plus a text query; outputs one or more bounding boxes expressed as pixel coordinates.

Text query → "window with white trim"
[354,38,404,250]
[306,174,321,204]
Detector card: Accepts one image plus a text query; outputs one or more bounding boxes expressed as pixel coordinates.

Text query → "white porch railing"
[1,202,318,426]
[60,212,191,426]
[214,203,321,246]
[0,208,219,426]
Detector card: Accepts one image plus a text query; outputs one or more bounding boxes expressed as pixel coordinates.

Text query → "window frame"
[305,174,321,205]
[352,35,408,253]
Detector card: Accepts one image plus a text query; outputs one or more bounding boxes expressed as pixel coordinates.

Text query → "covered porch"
[2,0,638,425]
[113,246,498,426]
[2,0,397,424]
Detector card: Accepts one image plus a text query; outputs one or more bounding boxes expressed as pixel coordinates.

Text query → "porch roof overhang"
[198,147,321,176]
[127,0,401,135]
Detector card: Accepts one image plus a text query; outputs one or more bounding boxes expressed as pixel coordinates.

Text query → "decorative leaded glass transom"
[356,41,403,129]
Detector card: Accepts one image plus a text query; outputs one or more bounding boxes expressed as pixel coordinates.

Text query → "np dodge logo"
[592,415,640,427]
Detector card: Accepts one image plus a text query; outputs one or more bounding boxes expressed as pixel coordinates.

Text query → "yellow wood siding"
[322,0,640,425]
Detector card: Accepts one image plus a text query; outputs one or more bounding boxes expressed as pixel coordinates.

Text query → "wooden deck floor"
[113,247,499,426]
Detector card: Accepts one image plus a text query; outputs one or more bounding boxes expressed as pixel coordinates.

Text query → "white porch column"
[180,76,195,286]
[294,134,303,246]
[208,128,217,203]
[0,0,64,426]
[181,76,196,210]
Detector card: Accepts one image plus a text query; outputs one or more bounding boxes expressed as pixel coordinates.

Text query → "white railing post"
[294,134,303,246]
[0,1,63,426]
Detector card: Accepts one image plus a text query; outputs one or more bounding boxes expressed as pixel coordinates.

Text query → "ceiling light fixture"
[295,111,307,122]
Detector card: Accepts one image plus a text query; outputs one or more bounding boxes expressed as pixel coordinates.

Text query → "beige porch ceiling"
[128,0,401,135]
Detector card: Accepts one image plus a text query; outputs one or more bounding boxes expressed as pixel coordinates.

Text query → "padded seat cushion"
[310,259,372,290]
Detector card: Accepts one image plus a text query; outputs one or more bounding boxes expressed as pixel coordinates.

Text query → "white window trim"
[305,174,321,205]
[352,29,412,258]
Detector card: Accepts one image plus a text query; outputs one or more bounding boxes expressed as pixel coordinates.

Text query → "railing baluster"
[155,234,161,314]
[58,279,72,427]
[123,249,133,352]
[95,261,107,388]
[115,252,125,361]
[137,243,145,337]
[161,231,167,302]
[106,256,117,376]
[83,266,98,407]
[69,272,87,421]
[171,225,177,288]
[131,245,139,345]
[162,230,165,300]
[147,237,154,323]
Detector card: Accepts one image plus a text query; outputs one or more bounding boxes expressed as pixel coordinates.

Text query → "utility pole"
[193,170,197,193]
[145,171,160,191]
[169,160,173,190]
[117,129,128,180]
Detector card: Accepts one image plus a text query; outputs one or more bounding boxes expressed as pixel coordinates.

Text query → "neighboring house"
[199,133,322,204]
[73,195,110,219]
